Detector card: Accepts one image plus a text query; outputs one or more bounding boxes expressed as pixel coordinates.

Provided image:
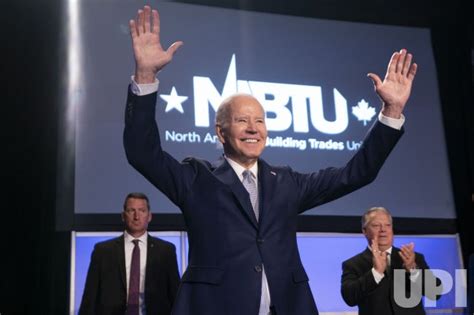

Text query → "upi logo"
[393,269,467,308]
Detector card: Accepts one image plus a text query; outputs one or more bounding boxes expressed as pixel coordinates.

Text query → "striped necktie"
[242,170,259,220]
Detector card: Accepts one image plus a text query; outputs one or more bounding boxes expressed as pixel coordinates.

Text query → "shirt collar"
[124,230,148,245]
[225,156,258,181]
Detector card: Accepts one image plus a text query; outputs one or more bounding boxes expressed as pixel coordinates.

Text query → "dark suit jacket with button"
[78,234,180,315]
[123,88,403,315]
[341,247,435,315]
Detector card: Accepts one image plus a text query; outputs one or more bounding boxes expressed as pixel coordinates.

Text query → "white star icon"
[160,87,188,113]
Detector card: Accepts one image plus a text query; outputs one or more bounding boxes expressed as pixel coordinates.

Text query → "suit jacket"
[123,89,403,315]
[341,247,433,315]
[78,234,180,315]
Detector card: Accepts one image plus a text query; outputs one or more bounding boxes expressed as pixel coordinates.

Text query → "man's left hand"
[368,49,417,119]
[399,242,417,272]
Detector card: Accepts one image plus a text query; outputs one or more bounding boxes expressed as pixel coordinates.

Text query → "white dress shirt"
[124,231,148,315]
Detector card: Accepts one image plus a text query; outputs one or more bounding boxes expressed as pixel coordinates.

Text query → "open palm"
[368,49,417,118]
[129,6,182,83]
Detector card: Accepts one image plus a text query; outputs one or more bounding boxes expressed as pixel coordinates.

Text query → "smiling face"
[216,94,267,168]
[122,197,152,238]
[362,210,394,252]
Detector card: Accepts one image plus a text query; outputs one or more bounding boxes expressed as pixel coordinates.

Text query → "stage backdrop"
[58,0,455,230]
[70,232,465,314]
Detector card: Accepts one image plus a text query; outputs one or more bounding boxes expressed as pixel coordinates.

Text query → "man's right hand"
[371,237,388,274]
[129,5,183,84]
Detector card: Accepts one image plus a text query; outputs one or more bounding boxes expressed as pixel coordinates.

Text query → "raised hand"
[129,5,183,83]
[371,237,388,274]
[399,242,417,271]
[368,49,417,119]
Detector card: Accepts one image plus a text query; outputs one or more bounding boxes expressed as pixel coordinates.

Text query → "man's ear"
[216,124,226,144]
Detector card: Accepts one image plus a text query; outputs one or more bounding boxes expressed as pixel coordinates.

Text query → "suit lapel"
[213,157,258,229]
[362,247,373,267]
[145,235,157,291]
[258,159,277,226]
[115,235,127,290]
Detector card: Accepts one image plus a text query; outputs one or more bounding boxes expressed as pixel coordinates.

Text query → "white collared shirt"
[124,231,148,315]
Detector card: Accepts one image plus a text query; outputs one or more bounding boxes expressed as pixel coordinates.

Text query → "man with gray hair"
[341,207,438,315]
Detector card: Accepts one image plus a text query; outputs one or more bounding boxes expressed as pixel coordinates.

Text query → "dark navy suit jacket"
[123,88,403,315]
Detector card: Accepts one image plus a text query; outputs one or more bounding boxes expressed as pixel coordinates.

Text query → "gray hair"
[215,93,260,130]
[361,206,392,229]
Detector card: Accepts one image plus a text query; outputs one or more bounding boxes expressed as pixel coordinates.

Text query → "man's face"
[217,95,267,168]
[363,211,394,251]
[122,197,152,237]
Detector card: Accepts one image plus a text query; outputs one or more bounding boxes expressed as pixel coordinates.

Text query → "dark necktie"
[385,252,392,277]
[242,170,259,220]
[127,239,140,315]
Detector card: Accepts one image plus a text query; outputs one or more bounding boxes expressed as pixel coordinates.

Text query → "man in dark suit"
[78,192,180,315]
[123,5,417,315]
[341,207,438,315]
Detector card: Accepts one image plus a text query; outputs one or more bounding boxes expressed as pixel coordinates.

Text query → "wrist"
[374,266,386,274]
[405,263,417,272]
[381,105,402,119]
[134,69,157,84]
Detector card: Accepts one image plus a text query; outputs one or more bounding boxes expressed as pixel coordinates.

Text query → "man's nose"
[246,121,257,132]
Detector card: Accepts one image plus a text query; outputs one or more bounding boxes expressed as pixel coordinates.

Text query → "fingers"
[129,19,138,39]
[134,6,153,36]
[371,237,382,256]
[396,49,406,73]
[371,237,378,250]
[392,49,417,80]
[408,63,418,81]
[401,51,412,75]
[398,250,415,270]
[401,242,414,251]
[399,50,417,82]
[137,9,144,35]
[387,51,399,76]
[152,9,160,35]
[399,242,415,261]
[167,41,184,57]
[144,6,151,33]
[367,73,382,90]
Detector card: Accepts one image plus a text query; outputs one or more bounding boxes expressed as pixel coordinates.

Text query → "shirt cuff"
[372,268,385,284]
[378,112,405,130]
[409,268,421,282]
[130,75,159,96]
